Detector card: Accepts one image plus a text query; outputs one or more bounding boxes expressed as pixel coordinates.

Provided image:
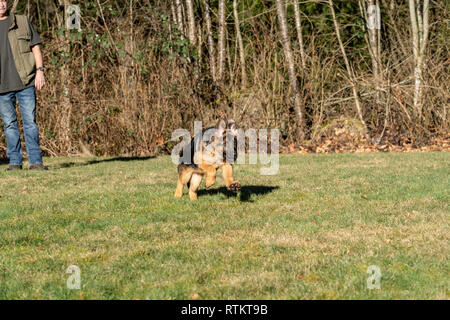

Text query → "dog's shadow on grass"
[198,185,279,202]
[54,156,156,169]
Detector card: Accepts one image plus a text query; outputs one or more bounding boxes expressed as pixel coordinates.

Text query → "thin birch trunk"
[127,0,135,89]
[328,0,368,135]
[275,0,305,140]
[203,0,217,81]
[368,0,380,84]
[170,1,177,29]
[175,0,184,38]
[376,0,382,81]
[233,0,248,88]
[36,0,41,27]
[58,0,73,153]
[292,0,307,70]
[409,0,430,119]
[360,0,383,105]
[185,0,196,44]
[217,0,226,82]
[197,22,202,67]
[11,0,19,13]
[117,0,136,95]
[226,28,234,86]
[168,1,175,57]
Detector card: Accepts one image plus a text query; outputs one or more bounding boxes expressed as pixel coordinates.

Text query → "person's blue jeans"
[0,86,43,166]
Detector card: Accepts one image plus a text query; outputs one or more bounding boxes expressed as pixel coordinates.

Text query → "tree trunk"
[292,0,307,70]
[185,0,196,44]
[328,0,368,135]
[368,1,381,86]
[170,0,177,28]
[203,0,217,81]
[275,0,305,140]
[11,0,19,14]
[217,0,226,82]
[233,0,248,88]
[116,0,136,96]
[58,0,73,153]
[360,0,383,105]
[175,0,184,38]
[36,0,42,27]
[409,0,430,119]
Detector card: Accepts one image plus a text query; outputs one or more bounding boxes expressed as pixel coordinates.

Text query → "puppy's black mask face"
[181,119,240,166]
[208,119,239,164]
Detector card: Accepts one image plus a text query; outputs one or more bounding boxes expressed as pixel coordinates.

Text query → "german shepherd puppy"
[174,119,241,200]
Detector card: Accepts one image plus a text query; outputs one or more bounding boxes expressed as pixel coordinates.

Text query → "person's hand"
[35,71,45,90]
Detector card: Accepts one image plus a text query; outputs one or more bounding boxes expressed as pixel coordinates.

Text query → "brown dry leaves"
[281,118,449,154]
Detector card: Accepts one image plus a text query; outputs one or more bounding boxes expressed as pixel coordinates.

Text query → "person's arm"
[31,44,45,90]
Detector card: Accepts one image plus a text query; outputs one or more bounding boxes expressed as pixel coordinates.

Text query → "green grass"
[0,152,448,299]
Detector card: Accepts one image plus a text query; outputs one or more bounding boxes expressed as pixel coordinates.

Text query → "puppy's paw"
[174,190,183,198]
[205,179,216,189]
[189,191,198,201]
[227,181,241,192]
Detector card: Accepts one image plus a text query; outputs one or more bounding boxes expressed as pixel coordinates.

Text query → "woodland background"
[1,0,448,157]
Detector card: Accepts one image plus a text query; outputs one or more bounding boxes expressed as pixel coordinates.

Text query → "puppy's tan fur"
[175,120,241,200]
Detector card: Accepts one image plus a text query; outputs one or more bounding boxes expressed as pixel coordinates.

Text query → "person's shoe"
[5,165,22,171]
[29,163,48,171]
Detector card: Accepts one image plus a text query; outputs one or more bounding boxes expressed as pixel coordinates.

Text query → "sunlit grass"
[0,152,448,299]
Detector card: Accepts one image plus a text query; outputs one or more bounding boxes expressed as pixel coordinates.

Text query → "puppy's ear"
[227,119,239,135]
[227,119,236,131]
[217,119,227,135]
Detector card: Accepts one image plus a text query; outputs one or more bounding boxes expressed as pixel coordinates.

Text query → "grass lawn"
[0,152,448,299]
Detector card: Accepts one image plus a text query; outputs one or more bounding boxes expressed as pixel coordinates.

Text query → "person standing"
[0,0,47,170]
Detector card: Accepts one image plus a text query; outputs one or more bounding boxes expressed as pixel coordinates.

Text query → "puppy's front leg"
[199,163,217,189]
[222,163,241,192]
